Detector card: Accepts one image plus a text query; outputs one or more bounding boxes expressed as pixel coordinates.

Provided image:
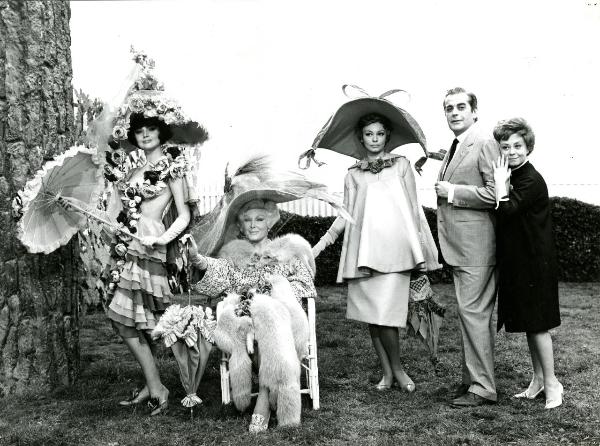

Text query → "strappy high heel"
[119,386,150,407]
[148,388,170,416]
[148,398,169,416]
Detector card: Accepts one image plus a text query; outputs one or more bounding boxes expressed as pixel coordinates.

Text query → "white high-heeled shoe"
[513,379,544,399]
[544,382,564,410]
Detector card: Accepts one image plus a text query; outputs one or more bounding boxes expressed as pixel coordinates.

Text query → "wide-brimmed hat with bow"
[191,156,352,256]
[299,85,428,168]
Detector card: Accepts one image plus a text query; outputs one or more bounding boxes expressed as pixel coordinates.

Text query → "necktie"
[443,138,459,178]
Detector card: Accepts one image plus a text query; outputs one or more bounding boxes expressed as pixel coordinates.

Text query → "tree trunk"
[0,0,79,395]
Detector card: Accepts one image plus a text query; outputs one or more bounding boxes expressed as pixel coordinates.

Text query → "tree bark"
[0,0,79,395]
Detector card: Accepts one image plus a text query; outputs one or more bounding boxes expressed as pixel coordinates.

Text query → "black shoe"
[452,383,470,398]
[450,392,496,408]
[119,386,149,407]
[148,394,169,416]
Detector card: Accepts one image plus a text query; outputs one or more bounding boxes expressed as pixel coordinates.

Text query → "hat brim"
[191,188,301,256]
[119,121,209,152]
[312,97,427,160]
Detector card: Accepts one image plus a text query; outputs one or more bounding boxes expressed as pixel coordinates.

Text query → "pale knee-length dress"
[325,154,439,327]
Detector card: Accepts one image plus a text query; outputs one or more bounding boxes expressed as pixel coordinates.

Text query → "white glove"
[493,155,511,209]
[312,232,335,258]
[156,216,189,245]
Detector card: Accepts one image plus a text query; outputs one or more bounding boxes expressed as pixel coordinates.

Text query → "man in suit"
[435,87,500,407]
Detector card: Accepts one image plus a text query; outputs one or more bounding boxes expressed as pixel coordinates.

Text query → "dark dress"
[496,161,560,333]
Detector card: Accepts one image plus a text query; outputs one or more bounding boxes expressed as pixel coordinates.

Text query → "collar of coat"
[349,153,404,171]
[217,233,316,277]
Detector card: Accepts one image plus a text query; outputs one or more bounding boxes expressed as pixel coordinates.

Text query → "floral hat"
[191,156,352,256]
[299,85,428,167]
[111,49,208,150]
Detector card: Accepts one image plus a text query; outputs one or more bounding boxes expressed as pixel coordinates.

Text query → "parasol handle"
[57,196,143,242]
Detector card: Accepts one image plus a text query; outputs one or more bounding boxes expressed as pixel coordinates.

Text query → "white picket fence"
[197,184,342,217]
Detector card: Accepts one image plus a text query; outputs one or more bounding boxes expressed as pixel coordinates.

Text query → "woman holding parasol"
[100,52,208,415]
[13,50,208,415]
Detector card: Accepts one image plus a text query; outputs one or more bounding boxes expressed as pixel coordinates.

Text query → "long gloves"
[140,212,190,249]
[312,216,346,258]
[155,215,188,245]
[312,232,335,258]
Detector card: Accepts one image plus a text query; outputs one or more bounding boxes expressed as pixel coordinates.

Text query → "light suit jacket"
[436,127,500,266]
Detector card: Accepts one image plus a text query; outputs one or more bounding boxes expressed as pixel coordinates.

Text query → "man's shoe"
[451,392,496,408]
[452,383,470,398]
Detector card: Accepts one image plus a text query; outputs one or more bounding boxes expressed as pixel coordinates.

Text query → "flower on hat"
[112,125,127,140]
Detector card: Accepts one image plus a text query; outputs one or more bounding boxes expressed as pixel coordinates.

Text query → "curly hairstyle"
[493,117,535,153]
[127,113,173,147]
[354,113,393,144]
[236,199,281,230]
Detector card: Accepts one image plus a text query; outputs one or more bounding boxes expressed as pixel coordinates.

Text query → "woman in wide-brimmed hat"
[101,51,208,415]
[187,156,349,432]
[310,88,441,393]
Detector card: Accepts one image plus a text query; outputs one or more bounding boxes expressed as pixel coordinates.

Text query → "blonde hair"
[236,199,280,229]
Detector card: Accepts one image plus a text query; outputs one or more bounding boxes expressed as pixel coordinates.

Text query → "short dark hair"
[444,87,478,120]
[354,113,393,142]
[127,113,173,147]
[493,117,535,153]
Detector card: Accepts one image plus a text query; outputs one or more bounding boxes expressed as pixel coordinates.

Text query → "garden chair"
[216,296,320,410]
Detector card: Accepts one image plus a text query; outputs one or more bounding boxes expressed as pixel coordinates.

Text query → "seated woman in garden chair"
[187,156,349,433]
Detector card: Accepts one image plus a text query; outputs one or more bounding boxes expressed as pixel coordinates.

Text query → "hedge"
[271,197,600,286]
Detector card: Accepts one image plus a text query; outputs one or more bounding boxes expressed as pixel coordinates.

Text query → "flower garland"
[103,145,188,294]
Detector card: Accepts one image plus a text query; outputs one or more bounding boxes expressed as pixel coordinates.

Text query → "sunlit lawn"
[0,283,599,446]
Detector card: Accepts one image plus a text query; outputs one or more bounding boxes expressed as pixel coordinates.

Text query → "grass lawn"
[1,283,599,446]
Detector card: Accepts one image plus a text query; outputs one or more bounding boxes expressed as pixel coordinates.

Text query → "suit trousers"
[452,265,498,401]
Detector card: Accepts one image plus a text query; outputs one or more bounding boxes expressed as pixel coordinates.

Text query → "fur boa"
[217,233,316,278]
[212,234,313,427]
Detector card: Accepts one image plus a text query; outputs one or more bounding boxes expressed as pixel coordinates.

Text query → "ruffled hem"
[119,256,171,299]
[107,254,171,331]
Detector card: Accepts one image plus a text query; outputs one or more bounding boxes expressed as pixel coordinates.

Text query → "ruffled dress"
[106,189,174,339]
[103,147,196,340]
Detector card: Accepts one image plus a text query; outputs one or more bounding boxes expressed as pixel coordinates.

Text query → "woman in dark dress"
[492,117,563,409]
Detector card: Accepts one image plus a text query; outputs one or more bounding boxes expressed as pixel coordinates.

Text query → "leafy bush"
[551,197,600,281]
[273,197,600,285]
